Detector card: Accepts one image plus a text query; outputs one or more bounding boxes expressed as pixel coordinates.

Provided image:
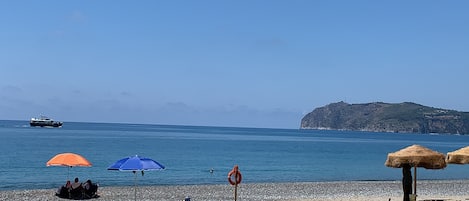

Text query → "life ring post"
[227,165,242,201]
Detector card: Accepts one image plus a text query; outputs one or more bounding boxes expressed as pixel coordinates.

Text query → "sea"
[1,120,469,191]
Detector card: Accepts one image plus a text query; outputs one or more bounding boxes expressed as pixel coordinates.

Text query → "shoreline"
[2,180,469,201]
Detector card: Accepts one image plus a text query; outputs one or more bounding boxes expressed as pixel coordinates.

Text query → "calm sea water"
[1,120,469,190]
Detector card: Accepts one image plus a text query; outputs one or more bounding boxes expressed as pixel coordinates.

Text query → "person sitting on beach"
[65,180,72,189]
[82,179,91,191]
[71,177,82,189]
[69,177,84,199]
[56,180,72,197]
[82,179,99,198]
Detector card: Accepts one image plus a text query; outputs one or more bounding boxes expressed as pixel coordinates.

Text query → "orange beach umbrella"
[46,153,92,179]
[47,152,92,167]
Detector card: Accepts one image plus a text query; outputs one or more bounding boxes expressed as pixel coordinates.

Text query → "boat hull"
[30,117,63,127]
[30,121,63,127]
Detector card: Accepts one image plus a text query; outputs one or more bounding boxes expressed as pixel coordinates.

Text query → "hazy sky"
[1,1,468,128]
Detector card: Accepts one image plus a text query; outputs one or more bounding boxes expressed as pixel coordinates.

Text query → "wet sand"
[1,180,469,201]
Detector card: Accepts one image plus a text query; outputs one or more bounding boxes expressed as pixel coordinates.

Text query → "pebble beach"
[2,180,469,201]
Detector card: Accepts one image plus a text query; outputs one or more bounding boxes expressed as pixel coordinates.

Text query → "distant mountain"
[300,102,469,135]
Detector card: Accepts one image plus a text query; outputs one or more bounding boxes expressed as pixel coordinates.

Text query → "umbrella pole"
[134,171,137,201]
[414,166,417,195]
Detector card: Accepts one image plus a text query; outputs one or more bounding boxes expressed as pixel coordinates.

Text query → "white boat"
[30,116,63,127]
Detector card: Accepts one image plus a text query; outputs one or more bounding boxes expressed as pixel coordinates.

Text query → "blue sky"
[1,1,468,128]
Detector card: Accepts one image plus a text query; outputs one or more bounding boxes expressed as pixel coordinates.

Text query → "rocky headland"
[300,102,469,135]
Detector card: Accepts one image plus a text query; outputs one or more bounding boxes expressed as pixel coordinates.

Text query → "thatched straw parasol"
[446,146,469,164]
[385,144,446,169]
[385,144,446,195]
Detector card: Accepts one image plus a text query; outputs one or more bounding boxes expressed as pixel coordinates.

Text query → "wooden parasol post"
[414,166,417,195]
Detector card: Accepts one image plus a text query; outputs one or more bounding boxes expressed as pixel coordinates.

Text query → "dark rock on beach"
[301,101,469,135]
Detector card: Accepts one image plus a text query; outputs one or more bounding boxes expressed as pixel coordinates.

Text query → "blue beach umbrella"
[108,155,165,201]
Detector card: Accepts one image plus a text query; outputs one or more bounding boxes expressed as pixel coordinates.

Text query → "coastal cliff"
[300,102,469,135]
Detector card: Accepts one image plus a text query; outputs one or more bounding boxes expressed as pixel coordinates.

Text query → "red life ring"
[227,165,242,185]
